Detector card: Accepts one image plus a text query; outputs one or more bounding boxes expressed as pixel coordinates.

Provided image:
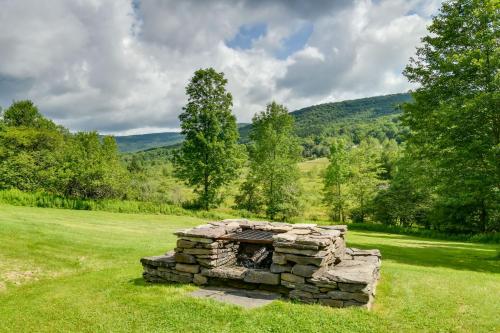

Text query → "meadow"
[1,204,498,333]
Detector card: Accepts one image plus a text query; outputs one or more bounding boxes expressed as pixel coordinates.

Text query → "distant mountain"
[239,92,411,141]
[117,93,412,152]
[114,132,184,152]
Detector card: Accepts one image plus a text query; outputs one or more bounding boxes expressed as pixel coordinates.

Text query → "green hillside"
[116,93,411,152]
[114,132,184,152]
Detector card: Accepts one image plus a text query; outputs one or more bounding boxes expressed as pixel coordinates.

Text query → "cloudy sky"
[0,0,442,135]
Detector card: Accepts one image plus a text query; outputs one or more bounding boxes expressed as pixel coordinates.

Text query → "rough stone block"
[175,263,200,274]
[274,242,319,250]
[285,253,331,266]
[338,282,371,293]
[270,263,292,273]
[175,226,226,239]
[193,274,208,285]
[327,290,370,303]
[289,289,314,300]
[140,252,176,268]
[272,233,297,243]
[244,269,280,285]
[179,236,215,244]
[174,253,197,264]
[272,253,287,265]
[281,273,305,284]
[275,247,327,257]
[201,266,248,280]
[291,264,318,277]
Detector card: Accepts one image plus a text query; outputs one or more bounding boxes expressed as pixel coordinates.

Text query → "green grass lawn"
[0,205,499,333]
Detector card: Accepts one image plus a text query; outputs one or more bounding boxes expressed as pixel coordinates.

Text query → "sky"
[0,0,442,135]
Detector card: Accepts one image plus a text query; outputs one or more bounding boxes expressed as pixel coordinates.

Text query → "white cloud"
[0,0,441,133]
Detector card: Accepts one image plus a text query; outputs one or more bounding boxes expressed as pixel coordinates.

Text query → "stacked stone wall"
[141,220,381,309]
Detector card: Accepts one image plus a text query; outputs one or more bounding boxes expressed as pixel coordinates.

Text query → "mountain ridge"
[115,92,411,152]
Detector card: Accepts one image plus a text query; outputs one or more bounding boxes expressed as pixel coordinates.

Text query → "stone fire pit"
[140,219,381,308]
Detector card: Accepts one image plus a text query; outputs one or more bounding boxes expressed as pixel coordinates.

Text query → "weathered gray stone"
[270,263,292,273]
[181,248,232,255]
[175,226,226,239]
[350,248,382,257]
[274,242,319,250]
[295,236,332,247]
[174,253,197,264]
[338,282,371,293]
[189,287,280,309]
[291,264,318,278]
[289,289,314,300]
[175,263,200,274]
[272,233,297,243]
[272,253,287,265]
[310,280,338,289]
[281,273,305,284]
[193,273,208,285]
[176,239,195,248]
[285,253,332,266]
[179,236,215,244]
[177,239,221,249]
[289,229,312,235]
[201,266,248,280]
[294,283,320,293]
[140,252,176,268]
[275,247,327,256]
[244,269,280,285]
[318,260,379,284]
[327,290,370,303]
[197,256,236,268]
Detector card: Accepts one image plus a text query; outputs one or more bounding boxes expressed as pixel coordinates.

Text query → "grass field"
[0,204,499,333]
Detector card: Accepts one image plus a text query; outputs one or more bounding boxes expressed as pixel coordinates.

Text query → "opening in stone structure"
[237,243,273,269]
[219,229,277,269]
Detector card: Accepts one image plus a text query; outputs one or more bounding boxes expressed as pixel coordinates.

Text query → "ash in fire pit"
[237,243,273,269]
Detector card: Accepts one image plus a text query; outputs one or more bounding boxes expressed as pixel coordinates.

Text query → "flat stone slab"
[189,287,280,309]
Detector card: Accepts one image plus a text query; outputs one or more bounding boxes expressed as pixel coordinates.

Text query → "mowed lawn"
[0,205,499,333]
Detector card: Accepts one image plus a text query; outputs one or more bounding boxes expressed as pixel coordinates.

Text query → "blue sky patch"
[226,23,267,50]
[276,22,314,59]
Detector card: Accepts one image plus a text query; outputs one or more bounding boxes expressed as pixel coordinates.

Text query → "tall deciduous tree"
[403,0,499,232]
[174,68,242,210]
[238,102,302,221]
[323,139,350,222]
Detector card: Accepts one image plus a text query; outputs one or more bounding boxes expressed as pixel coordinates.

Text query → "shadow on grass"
[349,236,500,274]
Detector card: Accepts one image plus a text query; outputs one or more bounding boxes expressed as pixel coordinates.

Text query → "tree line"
[0,0,497,234]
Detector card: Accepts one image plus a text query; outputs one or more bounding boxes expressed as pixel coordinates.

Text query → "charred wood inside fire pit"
[237,243,273,269]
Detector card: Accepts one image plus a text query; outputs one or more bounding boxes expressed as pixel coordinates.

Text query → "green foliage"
[323,138,384,223]
[0,189,230,220]
[237,102,302,221]
[323,139,350,222]
[2,100,57,129]
[402,0,499,233]
[0,100,128,200]
[173,68,243,210]
[62,133,129,199]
